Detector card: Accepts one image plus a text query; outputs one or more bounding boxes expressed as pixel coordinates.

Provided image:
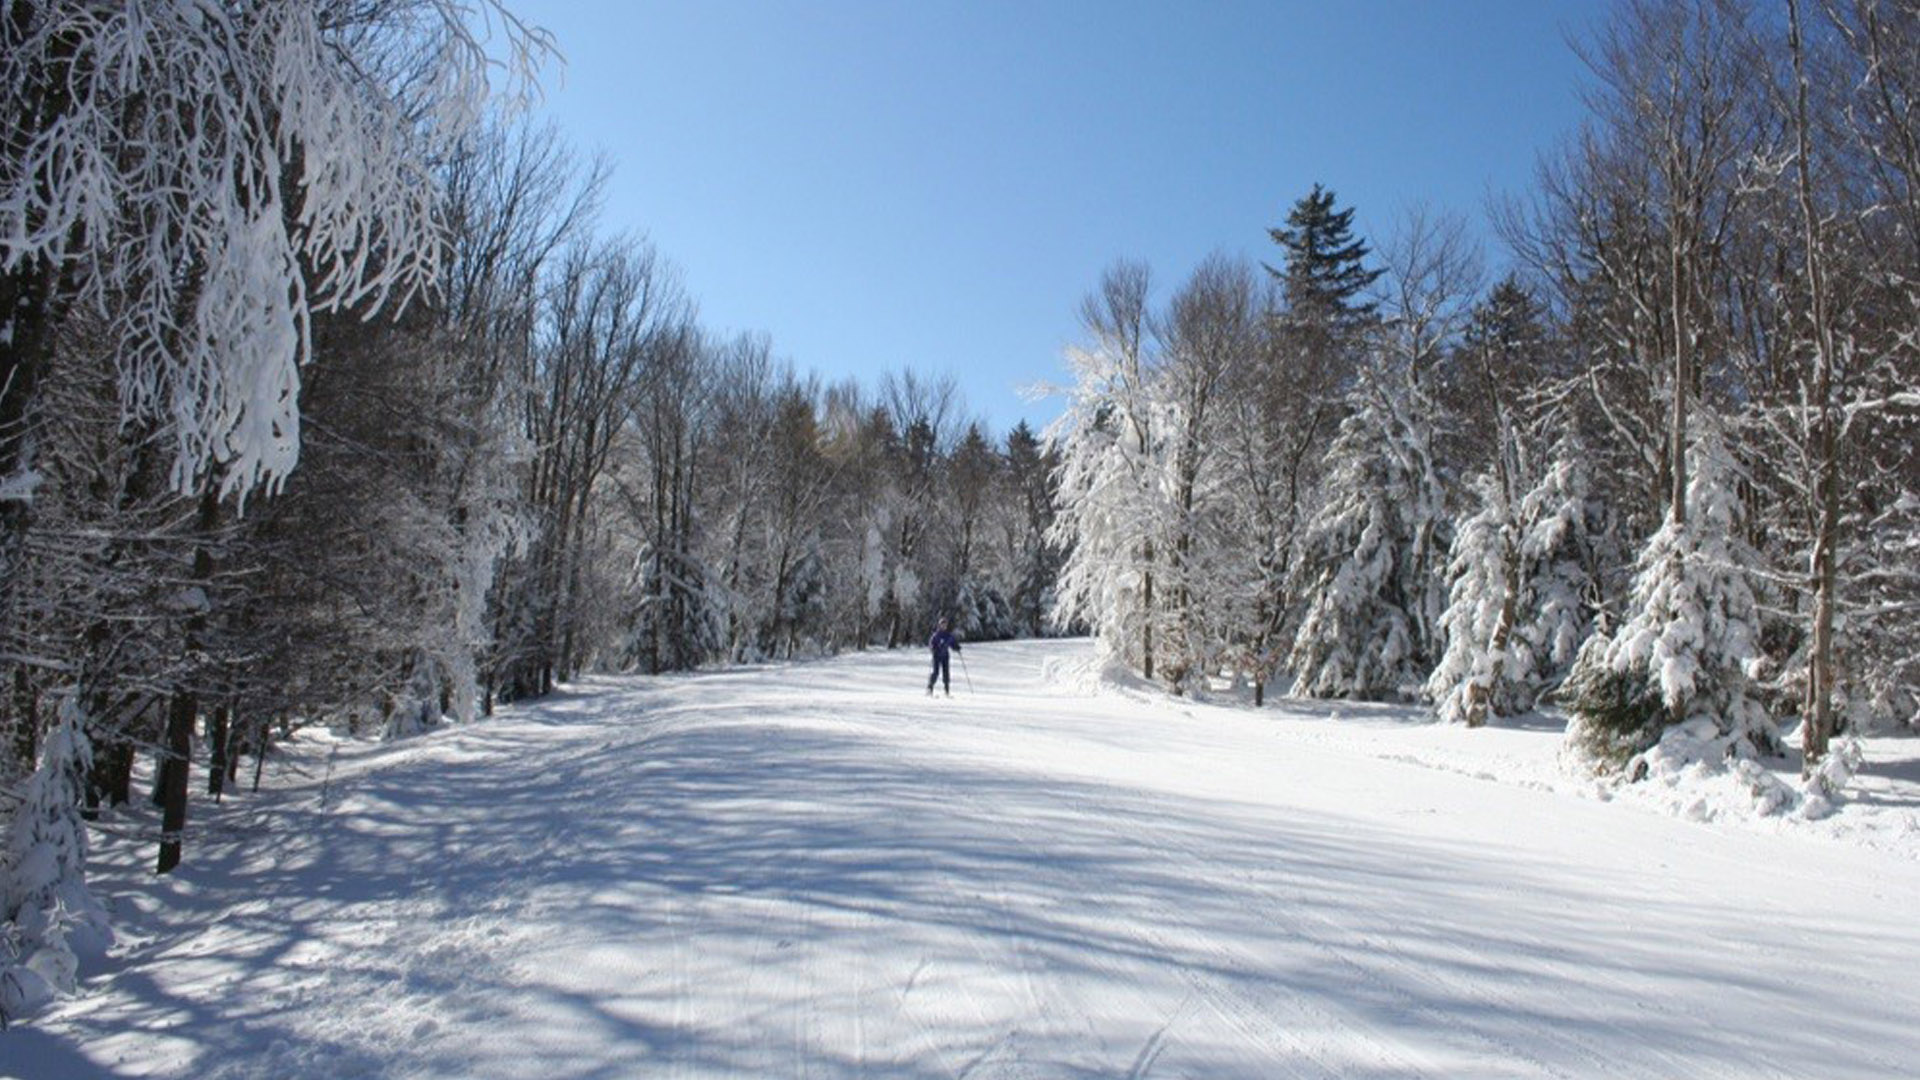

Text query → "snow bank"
[1039,649,1920,860]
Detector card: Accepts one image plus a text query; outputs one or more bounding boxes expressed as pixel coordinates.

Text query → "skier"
[927,617,961,696]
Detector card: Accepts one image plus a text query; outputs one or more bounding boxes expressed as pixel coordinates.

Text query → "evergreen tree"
[1563,426,1775,773]
[1287,365,1450,700]
[1427,468,1527,725]
[1427,427,1610,725]
[1515,429,1611,697]
[2,696,108,1022]
[1266,184,1384,325]
[1445,276,1556,476]
[1002,422,1062,637]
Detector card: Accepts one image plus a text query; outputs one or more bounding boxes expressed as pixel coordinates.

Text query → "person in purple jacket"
[927,617,962,696]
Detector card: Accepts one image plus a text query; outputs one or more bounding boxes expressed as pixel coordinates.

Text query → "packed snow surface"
[13,640,1920,1078]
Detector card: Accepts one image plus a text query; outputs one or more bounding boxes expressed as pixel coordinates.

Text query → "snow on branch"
[0,0,551,501]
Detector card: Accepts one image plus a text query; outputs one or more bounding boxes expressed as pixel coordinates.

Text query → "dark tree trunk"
[207,703,231,798]
[158,488,220,871]
[156,689,195,874]
[251,716,271,793]
[99,733,135,808]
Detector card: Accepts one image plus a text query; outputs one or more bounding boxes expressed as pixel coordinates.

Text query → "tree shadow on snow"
[30,642,1920,1079]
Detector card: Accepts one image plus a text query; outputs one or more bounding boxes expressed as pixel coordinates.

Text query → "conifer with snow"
[1428,428,1609,725]
[1288,366,1450,700]
[1,696,108,1023]
[1427,468,1527,725]
[1515,430,1610,694]
[1564,426,1776,773]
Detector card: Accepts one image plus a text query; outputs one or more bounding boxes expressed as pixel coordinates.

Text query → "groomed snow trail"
[17,640,1920,1079]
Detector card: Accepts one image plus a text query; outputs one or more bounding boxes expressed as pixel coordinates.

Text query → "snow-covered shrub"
[624,542,728,673]
[1559,634,1668,771]
[1606,721,1866,824]
[1790,734,1865,820]
[382,695,443,743]
[2,696,110,1024]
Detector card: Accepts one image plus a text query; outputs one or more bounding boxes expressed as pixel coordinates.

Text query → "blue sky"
[507,0,1597,435]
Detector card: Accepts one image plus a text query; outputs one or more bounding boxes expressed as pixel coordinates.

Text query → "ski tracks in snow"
[30,641,1920,1080]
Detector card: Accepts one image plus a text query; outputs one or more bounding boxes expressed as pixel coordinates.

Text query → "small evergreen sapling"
[1,696,109,1023]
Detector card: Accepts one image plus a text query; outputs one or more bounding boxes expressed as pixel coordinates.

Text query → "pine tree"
[1266,184,1384,325]
[1427,468,1527,725]
[1288,365,1450,700]
[1516,429,1611,696]
[1446,276,1557,475]
[1002,422,1062,637]
[2,696,109,1022]
[1428,427,1611,725]
[1563,426,1775,773]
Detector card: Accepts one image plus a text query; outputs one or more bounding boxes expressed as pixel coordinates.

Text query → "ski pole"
[959,649,974,694]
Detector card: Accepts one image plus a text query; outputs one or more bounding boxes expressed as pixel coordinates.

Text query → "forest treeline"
[1055,0,1917,789]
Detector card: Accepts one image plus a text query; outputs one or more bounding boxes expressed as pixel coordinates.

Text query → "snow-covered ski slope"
[15,639,1920,1079]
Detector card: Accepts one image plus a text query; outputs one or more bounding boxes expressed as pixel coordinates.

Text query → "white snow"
[13,639,1920,1078]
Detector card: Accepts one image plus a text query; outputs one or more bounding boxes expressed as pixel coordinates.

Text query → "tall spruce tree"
[1266,184,1384,324]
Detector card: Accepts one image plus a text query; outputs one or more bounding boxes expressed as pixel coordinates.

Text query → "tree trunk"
[159,487,219,870]
[103,731,135,807]
[1789,0,1843,771]
[0,264,56,655]
[1142,541,1155,682]
[251,716,271,794]
[156,689,195,874]
[226,713,243,785]
[207,704,231,799]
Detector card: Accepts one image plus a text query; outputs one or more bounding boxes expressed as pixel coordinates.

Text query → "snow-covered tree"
[1429,427,1611,725]
[1000,422,1063,638]
[1516,430,1611,693]
[1148,255,1261,689]
[2,696,108,1023]
[757,381,835,656]
[1288,362,1451,701]
[1050,261,1165,677]
[1563,425,1775,772]
[1427,467,1527,725]
[0,0,545,503]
